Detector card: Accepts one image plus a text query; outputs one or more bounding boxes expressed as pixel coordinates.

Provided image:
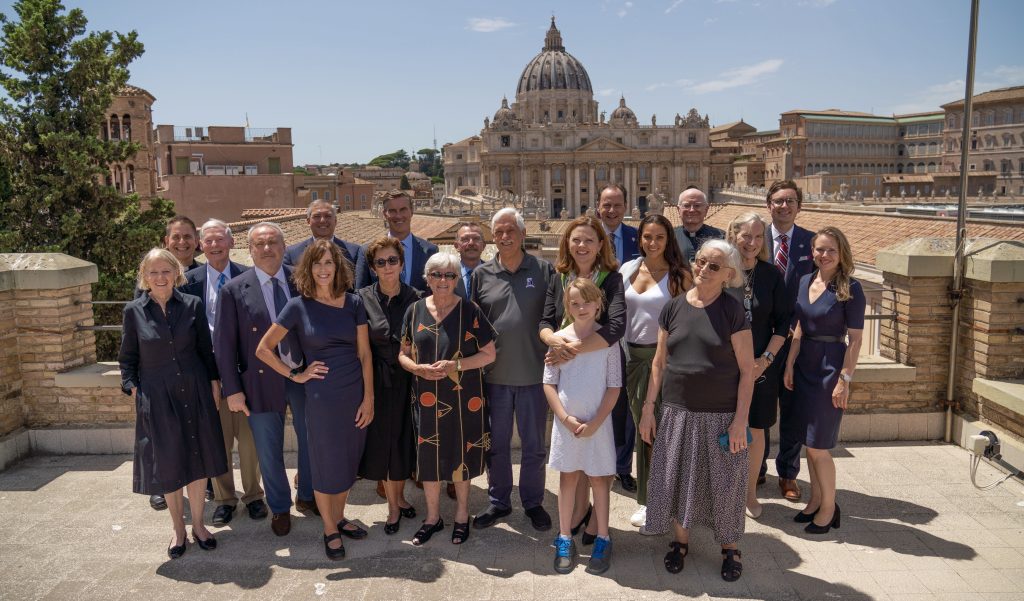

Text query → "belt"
[804,334,846,343]
[627,342,658,349]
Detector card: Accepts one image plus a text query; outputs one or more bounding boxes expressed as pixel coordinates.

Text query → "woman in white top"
[619,214,692,530]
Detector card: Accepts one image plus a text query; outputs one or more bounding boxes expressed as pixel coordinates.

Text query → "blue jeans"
[485,383,548,510]
[248,381,313,514]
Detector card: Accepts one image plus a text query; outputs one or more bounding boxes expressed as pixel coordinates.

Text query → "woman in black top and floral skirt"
[725,212,790,520]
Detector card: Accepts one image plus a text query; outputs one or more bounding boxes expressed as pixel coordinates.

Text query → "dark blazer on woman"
[539,270,626,347]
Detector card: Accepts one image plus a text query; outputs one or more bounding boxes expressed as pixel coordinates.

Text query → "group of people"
[120,183,865,582]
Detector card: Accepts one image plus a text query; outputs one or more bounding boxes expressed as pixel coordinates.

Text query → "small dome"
[493,97,517,124]
[516,18,593,95]
[610,97,636,121]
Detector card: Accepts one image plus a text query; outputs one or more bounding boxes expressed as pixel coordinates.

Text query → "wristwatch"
[840,372,853,384]
[761,351,775,364]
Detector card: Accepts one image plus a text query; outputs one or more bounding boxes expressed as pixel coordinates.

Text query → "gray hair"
[725,211,769,262]
[423,252,460,279]
[199,218,232,239]
[491,207,526,232]
[677,188,707,205]
[306,199,335,219]
[246,221,285,244]
[698,239,744,287]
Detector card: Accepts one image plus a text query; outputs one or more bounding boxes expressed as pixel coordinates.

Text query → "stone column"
[543,168,552,217]
[624,164,633,211]
[652,163,659,191]
[587,165,596,213]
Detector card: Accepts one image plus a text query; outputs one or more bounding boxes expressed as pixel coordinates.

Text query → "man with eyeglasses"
[358,190,438,293]
[283,199,366,290]
[672,186,724,262]
[453,222,485,299]
[764,180,815,503]
[470,208,556,532]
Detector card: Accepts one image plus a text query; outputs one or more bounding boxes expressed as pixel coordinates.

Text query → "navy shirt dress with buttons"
[119,290,228,495]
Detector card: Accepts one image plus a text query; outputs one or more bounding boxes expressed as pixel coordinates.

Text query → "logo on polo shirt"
[526,277,535,288]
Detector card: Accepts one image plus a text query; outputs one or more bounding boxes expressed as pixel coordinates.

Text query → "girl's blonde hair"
[563,277,605,322]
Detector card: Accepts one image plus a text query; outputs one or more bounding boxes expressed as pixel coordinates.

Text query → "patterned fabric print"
[403,299,496,482]
[645,406,748,545]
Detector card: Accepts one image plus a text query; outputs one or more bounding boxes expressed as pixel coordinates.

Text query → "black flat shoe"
[167,536,187,559]
[150,494,167,511]
[192,528,217,551]
[336,518,368,540]
[384,515,401,535]
[399,505,416,519]
[794,508,818,523]
[212,504,235,526]
[721,549,743,582]
[411,519,444,546]
[472,504,511,529]
[805,504,840,535]
[570,504,592,536]
[664,542,688,574]
[617,473,638,493]
[451,521,470,545]
[323,532,345,560]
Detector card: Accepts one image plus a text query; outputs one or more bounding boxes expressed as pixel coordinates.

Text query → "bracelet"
[561,414,570,424]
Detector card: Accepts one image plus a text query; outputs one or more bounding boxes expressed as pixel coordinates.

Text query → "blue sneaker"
[586,536,612,574]
[553,536,577,574]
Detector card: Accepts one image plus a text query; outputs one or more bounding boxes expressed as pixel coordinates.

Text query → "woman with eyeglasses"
[539,215,625,567]
[639,239,754,582]
[399,252,497,546]
[357,237,422,535]
[784,227,864,535]
[725,213,790,520]
[618,214,691,532]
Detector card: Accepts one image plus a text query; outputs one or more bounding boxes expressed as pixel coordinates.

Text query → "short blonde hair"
[136,248,186,291]
[563,277,605,321]
[726,212,770,262]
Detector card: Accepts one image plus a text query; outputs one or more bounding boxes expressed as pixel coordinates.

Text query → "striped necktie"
[216,272,227,292]
[774,233,789,275]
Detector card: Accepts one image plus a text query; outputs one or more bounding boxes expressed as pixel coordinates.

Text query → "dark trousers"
[248,381,313,514]
[612,346,635,475]
[773,340,802,480]
[484,383,548,510]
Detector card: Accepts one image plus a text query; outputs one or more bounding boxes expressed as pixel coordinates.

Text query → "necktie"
[465,267,474,298]
[216,272,227,292]
[611,232,620,262]
[271,277,295,365]
[775,233,790,275]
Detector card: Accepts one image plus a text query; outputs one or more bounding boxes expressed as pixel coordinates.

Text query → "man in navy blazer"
[453,221,485,299]
[182,219,281,527]
[214,222,314,536]
[596,183,640,493]
[358,190,437,292]
[283,200,366,289]
[763,180,816,503]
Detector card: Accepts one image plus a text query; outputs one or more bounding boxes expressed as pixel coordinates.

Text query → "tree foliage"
[399,174,411,190]
[368,149,410,169]
[0,0,173,358]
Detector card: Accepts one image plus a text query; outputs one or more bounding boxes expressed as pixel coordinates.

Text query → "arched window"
[110,115,121,139]
[927,162,936,173]
[100,122,109,140]
[122,114,132,141]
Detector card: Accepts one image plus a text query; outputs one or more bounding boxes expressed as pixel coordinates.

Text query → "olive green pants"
[626,344,662,506]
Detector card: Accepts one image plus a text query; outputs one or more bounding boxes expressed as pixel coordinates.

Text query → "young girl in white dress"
[544,278,622,575]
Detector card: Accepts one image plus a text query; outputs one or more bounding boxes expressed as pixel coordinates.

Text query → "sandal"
[336,518,368,540]
[411,519,444,546]
[571,504,593,536]
[721,548,743,582]
[664,542,688,574]
[451,521,470,545]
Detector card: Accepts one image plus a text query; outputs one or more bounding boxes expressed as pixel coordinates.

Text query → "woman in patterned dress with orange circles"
[399,252,497,547]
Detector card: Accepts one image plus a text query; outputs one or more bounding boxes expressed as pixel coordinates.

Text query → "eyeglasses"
[694,257,722,272]
[373,256,401,267]
[679,203,705,210]
[428,271,459,281]
[813,248,839,256]
[769,198,799,207]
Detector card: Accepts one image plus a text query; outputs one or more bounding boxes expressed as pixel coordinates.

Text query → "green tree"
[0,0,173,358]
[368,149,410,169]
[399,174,411,190]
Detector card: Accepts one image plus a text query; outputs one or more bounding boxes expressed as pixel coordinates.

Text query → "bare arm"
[638,328,668,444]
[728,328,755,454]
[783,322,803,391]
[354,324,374,428]
[832,329,863,409]
[255,324,326,384]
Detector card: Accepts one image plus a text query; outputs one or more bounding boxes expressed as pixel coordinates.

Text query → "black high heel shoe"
[793,508,818,523]
[191,528,217,551]
[805,504,840,534]
[570,504,592,536]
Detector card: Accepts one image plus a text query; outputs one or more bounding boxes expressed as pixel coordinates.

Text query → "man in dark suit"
[672,187,724,262]
[596,183,641,493]
[763,180,815,503]
[183,219,282,527]
[214,222,313,537]
[359,190,438,292]
[283,199,366,289]
[453,221,485,300]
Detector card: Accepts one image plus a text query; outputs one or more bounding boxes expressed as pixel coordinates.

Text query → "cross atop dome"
[544,16,564,52]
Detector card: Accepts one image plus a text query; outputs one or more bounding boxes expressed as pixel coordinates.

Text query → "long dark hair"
[638,214,691,296]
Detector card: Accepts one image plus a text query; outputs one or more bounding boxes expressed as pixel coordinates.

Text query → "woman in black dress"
[119,248,227,559]
[357,236,421,535]
[256,240,374,560]
[725,213,790,519]
[399,253,497,547]
[539,216,625,549]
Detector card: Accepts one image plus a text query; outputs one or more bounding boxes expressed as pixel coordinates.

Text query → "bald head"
[677,188,709,234]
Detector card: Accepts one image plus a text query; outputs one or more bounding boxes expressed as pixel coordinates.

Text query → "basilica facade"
[443,18,712,218]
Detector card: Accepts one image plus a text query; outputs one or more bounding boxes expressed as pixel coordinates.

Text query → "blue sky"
[7,0,1023,164]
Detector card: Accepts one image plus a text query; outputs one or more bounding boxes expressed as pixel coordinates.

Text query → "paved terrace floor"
[2,442,1023,601]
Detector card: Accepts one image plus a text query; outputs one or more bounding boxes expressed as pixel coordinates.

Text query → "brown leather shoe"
[271,512,291,536]
[376,480,386,499]
[295,497,320,516]
[779,478,802,502]
[446,483,457,500]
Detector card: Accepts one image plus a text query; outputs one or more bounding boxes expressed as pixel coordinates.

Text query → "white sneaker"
[630,505,647,527]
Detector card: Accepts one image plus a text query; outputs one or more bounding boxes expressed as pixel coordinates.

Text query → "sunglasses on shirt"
[373,256,401,268]
[428,271,459,281]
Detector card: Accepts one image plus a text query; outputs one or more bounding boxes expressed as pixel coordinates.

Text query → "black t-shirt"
[658,292,750,413]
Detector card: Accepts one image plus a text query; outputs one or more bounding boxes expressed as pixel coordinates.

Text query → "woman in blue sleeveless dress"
[784,227,865,535]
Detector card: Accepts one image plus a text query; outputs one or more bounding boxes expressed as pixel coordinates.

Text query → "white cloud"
[665,0,685,13]
[466,18,515,33]
[693,59,783,94]
[645,78,695,92]
[887,65,1024,114]
[798,0,837,6]
[704,17,719,25]
[993,65,1024,82]
[617,1,634,18]
[598,88,620,97]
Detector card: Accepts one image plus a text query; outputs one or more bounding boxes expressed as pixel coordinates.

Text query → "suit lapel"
[241,271,271,329]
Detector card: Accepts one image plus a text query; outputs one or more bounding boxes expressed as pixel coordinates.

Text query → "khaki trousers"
[212,399,264,506]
